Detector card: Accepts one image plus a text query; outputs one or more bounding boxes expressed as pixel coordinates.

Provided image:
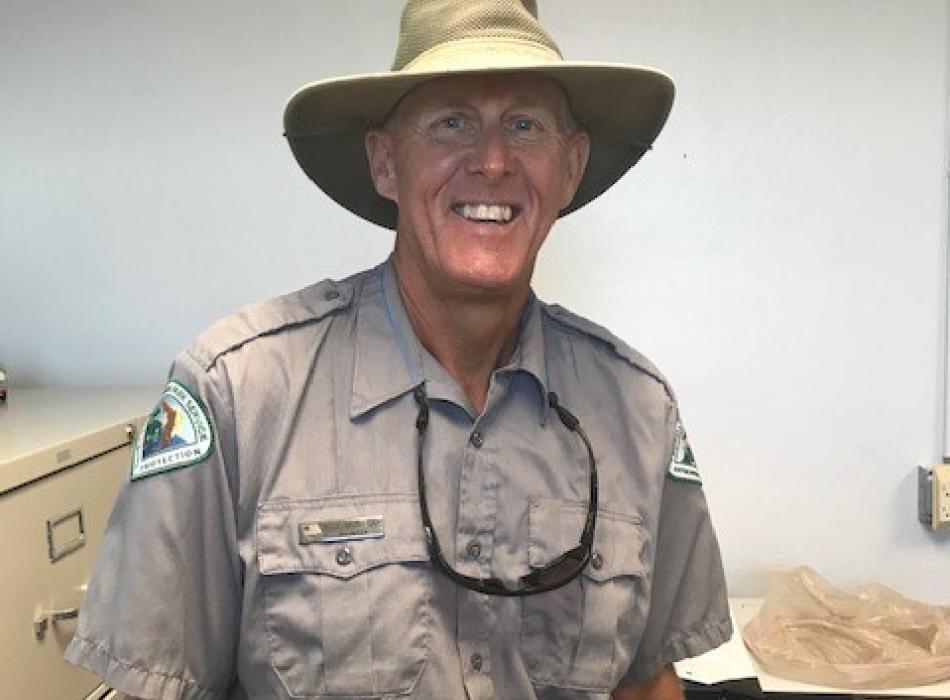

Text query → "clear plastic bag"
[742,565,950,689]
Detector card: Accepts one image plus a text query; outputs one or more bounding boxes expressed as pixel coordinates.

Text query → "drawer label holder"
[46,507,85,563]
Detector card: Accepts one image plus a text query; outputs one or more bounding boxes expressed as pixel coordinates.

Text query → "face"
[366,74,589,299]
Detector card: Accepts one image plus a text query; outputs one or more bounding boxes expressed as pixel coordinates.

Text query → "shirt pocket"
[256,494,432,698]
[521,498,649,692]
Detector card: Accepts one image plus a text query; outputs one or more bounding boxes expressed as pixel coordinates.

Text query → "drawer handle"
[33,607,79,640]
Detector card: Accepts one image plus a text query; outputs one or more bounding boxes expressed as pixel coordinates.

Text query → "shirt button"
[470,652,483,672]
[591,551,604,570]
[469,431,484,448]
[466,540,481,559]
[335,546,353,566]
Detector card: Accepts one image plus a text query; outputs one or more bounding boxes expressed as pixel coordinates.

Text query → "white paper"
[674,599,758,685]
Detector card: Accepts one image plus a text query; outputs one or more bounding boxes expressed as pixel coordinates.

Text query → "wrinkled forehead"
[387,72,575,124]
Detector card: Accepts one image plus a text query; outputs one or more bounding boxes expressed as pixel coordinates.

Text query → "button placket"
[455,406,501,696]
[458,592,496,688]
[457,418,494,578]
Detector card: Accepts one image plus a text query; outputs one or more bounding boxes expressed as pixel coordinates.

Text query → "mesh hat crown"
[284,0,674,229]
[392,0,558,71]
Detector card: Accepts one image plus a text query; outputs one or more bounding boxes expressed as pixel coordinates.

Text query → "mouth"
[452,202,519,224]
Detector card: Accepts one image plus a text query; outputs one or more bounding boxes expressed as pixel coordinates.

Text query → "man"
[66,1,731,698]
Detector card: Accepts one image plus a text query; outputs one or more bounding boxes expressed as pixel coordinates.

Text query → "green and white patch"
[667,419,702,485]
[132,380,214,480]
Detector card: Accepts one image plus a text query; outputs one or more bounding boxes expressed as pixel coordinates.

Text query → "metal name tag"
[299,516,385,544]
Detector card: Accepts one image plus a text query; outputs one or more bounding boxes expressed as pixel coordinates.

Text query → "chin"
[448,264,530,296]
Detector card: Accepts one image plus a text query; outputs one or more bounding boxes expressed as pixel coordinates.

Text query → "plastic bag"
[742,565,950,689]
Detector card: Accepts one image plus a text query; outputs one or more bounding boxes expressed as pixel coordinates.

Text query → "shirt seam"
[539,302,675,404]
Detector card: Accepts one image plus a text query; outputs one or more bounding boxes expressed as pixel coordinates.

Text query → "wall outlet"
[934,464,950,530]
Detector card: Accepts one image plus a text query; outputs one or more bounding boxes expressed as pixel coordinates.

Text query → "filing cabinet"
[0,388,154,698]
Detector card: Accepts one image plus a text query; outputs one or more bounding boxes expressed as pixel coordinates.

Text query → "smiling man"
[366,74,590,413]
[66,2,731,699]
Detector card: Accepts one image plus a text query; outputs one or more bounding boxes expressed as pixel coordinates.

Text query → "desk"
[676,598,950,698]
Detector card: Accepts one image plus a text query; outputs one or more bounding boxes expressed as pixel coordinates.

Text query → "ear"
[559,130,590,209]
[365,129,399,204]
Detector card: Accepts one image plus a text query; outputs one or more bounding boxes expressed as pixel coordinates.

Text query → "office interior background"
[2,0,948,601]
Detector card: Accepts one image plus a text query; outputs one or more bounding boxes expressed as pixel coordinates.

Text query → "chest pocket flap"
[257,493,429,579]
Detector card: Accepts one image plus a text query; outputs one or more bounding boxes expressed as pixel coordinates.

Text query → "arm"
[64,354,242,699]
[614,405,731,692]
[612,664,683,700]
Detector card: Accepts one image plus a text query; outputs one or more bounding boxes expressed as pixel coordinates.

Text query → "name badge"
[299,516,384,544]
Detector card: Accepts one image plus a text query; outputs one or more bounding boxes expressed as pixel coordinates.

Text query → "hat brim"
[284,62,674,230]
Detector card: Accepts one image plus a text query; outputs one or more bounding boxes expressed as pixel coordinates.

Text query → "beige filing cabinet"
[0,388,156,699]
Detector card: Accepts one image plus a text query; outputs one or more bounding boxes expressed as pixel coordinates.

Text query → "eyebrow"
[416,97,562,119]
[438,92,555,107]
[384,88,574,133]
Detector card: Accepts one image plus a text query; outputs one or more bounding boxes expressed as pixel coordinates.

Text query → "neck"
[393,255,530,415]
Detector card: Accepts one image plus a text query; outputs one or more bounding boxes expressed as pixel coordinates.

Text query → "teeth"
[456,203,513,223]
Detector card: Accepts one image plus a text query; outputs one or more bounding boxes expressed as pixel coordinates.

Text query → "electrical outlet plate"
[934,464,950,530]
[918,465,933,525]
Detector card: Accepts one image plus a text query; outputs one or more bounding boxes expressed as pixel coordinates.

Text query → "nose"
[467,125,513,182]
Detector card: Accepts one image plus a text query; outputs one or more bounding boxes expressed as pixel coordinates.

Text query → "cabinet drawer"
[1,443,130,698]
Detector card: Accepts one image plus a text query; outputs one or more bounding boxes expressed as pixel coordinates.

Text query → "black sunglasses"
[413,386,598,597]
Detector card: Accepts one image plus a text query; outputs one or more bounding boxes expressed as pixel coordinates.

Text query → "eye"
[428,112,478,144]
[431,113,469,132]
[507,115,547,142]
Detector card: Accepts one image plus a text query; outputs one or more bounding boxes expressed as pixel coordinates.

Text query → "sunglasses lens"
[521,544,588,590]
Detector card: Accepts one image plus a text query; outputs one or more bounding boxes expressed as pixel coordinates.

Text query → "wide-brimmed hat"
[284,0,674,230]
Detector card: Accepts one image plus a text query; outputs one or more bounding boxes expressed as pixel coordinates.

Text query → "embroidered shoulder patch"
[667,420,702,485]
[131,380,214,481]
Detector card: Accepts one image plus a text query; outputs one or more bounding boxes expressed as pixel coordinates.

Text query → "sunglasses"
[413,386,598,597]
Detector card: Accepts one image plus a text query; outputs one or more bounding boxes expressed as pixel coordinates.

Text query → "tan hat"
[284,0,674,230]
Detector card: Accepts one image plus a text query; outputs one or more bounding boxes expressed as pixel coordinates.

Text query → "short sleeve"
[619,409,732,685]
[64,350,242,700]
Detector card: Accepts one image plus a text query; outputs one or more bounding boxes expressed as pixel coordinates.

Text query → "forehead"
[394,73,569,118]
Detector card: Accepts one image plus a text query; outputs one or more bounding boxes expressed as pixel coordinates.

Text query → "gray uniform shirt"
[66,258,731,699]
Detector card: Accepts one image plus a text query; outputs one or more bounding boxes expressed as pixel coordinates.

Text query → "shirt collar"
[350,259,423,419]
[350,257,550,423]
[502,292,550,424]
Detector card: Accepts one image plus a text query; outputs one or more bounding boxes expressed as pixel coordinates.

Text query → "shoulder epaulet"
[541,302,675,402]
[187,279,354,371]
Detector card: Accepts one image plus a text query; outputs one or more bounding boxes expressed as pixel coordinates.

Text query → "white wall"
[2,1,948,600]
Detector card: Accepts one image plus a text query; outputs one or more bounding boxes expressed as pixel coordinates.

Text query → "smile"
[452,203,517,223]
